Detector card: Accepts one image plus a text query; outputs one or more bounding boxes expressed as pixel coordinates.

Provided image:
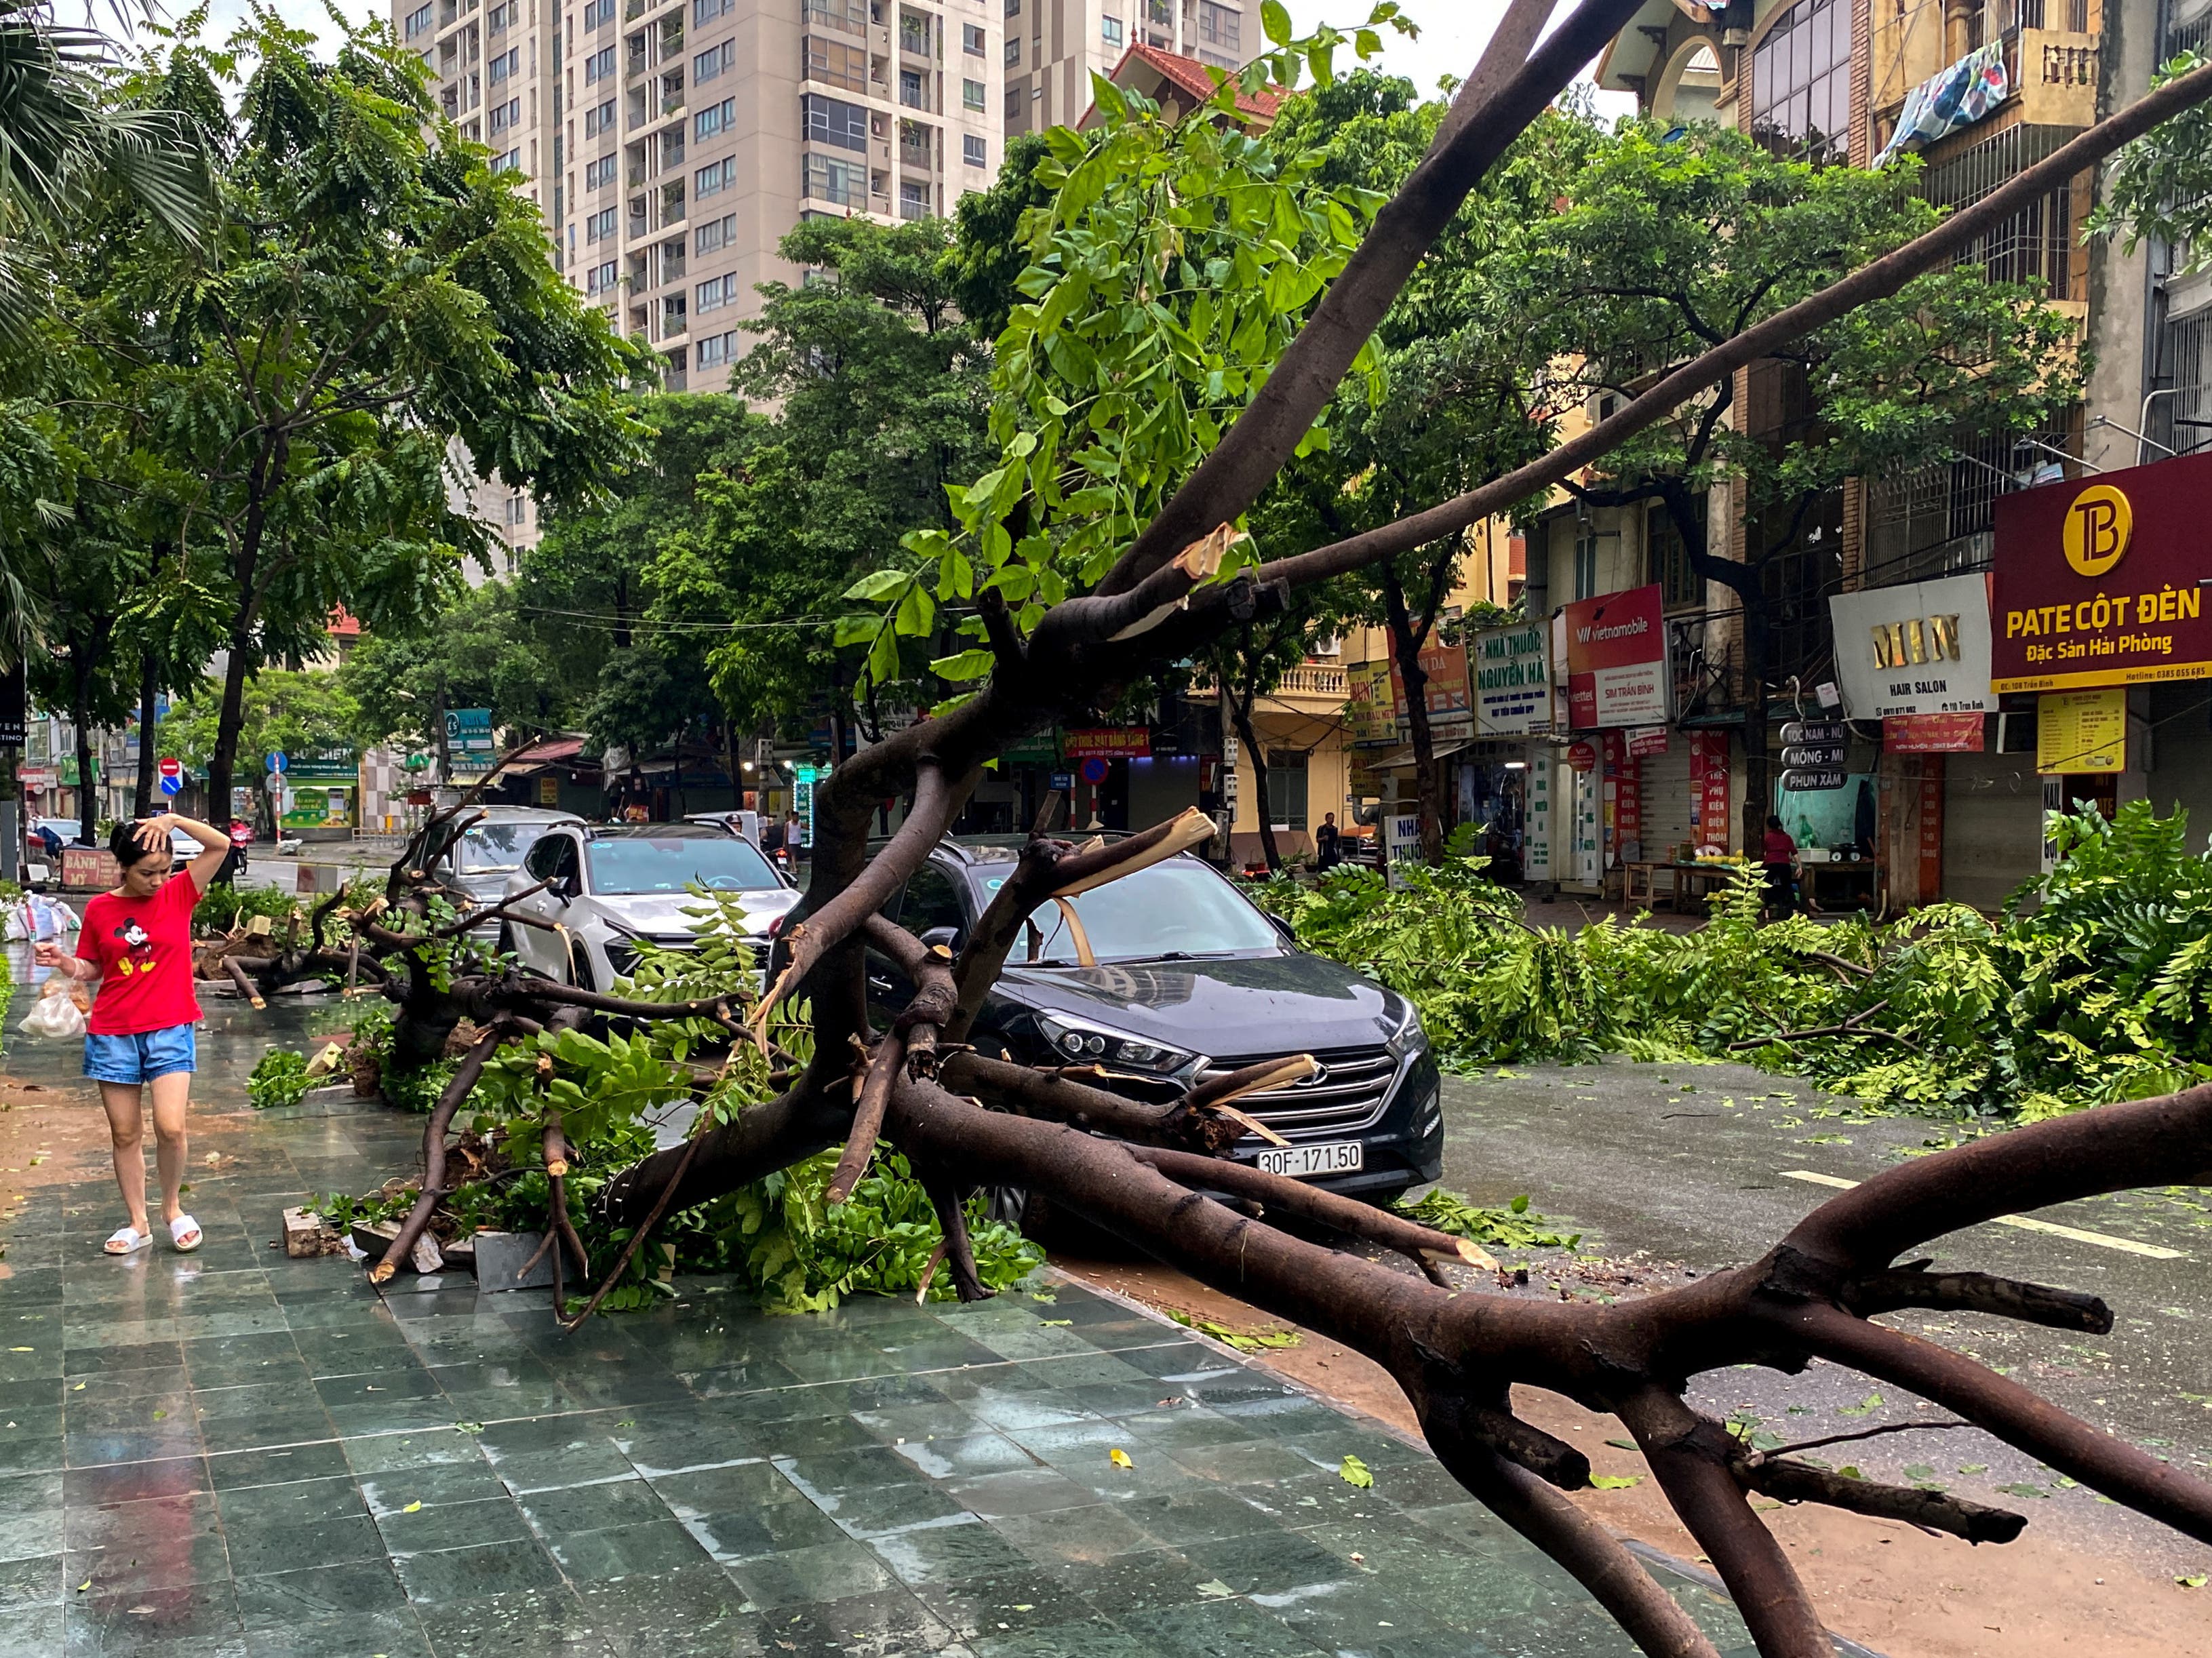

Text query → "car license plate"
[1254,1141,1363,1179]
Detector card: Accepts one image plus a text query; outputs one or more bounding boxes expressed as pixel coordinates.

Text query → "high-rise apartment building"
[397,0,1006,408]
[1003,0,1246,134]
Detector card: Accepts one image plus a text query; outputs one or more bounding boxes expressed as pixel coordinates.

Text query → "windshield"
[456,821,565,873]
[585,835,780,894]
[969,858,1281,965]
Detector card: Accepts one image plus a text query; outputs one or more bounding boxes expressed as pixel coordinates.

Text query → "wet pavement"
[1437,1061,2212,1576]
[0,995,1786,1658]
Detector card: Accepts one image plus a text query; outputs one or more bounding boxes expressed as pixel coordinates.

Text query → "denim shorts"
[83,1025,198,1085]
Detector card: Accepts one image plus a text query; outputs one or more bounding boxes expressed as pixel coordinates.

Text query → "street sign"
[1779,721,1846,747]
[266,751,288,774]
[158,756,182,781]
[1780,744,1847,768]
[159,775,182,797]
[1781,767,1849,792]
[1078,757,1109,785]
[264,771,287,793]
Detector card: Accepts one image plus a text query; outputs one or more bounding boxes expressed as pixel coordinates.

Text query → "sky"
[174,0,1628,110]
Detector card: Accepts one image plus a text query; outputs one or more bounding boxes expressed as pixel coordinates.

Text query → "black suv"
[869,838,1443,1205]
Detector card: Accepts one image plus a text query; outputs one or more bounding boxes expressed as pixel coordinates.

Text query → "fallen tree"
[266,12,2212,1652]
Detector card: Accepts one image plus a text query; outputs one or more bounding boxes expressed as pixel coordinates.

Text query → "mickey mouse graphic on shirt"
[112,916,157,975]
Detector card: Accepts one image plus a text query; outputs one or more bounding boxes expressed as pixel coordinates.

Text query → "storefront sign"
[1063,727,1149,759]
[1884,712,1985,753]
[1383,812,1423,888]
[1828,574,1996,717]
[60,846,119,890]
[282,785,356,831]
[537,774,561,806]
[1992,452,2212,692]
[1627,726,1669,758]
[1387,634,1474,745]
[1691,731,1731,850]
[1469,623,1551,736]
[1780,720,1847,746]
[1602,731,1641,867]
[1525,758,1552,880]
[1564,585,1669,729]
[1781,744,1846,768]
[1347,759,1384,798]
[286,748,359,782]
[1566,741,1598,773]
[1344,660,1398,749]
[2035,688,2126,774]
[1917,760,1946,899]
[1781,768,1849,792]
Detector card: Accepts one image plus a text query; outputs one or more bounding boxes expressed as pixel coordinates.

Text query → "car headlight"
[1033,1012,1197,1077]
[1382,993,1427,1061]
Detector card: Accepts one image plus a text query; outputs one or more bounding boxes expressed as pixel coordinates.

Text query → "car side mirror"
[919,925,962,954]
[1269,915,1297,943]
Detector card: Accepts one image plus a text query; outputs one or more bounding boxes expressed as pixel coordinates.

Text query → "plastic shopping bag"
[17,977,88,1040]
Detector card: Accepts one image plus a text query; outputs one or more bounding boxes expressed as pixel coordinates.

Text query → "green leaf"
[1338,1454,1373,1488]
[844,568,911,601]
[1837,1393,1883,1417]
[1587,1474,1642,1491]
[1260,0,1292,45]
[928,649,997,683]
[1196,1579,1236,1598]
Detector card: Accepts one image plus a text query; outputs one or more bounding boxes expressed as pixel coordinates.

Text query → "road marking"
[1777,1170,2185,1261]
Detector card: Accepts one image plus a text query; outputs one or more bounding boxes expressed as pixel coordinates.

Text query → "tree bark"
[1229,660,1278,873]
[69,650,99,847]
[1381,566,1446,864]
[134,650,157,819]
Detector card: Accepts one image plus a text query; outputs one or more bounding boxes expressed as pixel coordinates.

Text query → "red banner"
[1627,726,1670,758]
[1602,731,1641,867]
[1691,730,1731,849]
[1991,452,2212,692]
[1884,712,1984,753]
[1063,727,1150,759]
[1917,759,1945,901]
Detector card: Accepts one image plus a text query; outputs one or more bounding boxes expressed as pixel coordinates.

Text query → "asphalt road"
[1434,1059,2212,1577]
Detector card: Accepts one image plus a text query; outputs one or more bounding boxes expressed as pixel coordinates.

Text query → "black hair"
[1766,814,1784,831]
[108,821,166,871]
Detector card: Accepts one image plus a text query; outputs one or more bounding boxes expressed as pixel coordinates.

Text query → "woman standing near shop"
[34,814,231,1255]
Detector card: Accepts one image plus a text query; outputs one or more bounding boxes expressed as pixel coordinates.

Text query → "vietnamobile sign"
[1990,452,2212,693]
[1563,583,1669,730]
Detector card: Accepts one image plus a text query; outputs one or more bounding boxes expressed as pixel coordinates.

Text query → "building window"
[490,148,521,173]
[585,97,616,134]
[489,96,521,134]
[963,22,985,54]
[585,0,614,26]
[802,151,865,207]
[488,0,515,31]
[694,39,734,81]
[585,153,617,189]
[1751,0,1850,163]
[898,9,928,53]
[804,35,868,92]
[1003,35,1019,64]
[1646,498,1707,609]
[1265,750,1309,833]
[803,0,864,35]
[694,96,735,139]
[694,212,736,252]
[1004,85,1022,118]
[584,44,615,82]
[1101,14,1122,45]
[662,294,687,334]
[1573,531,1600,601]
[488,45,520,82]
[586,205,618,241]
[504,492,528,526]
[963,76,986,110]
[696,272,738,312]
[405,3,433,37]
[1196,0,1238,50]
[1005,0,1018,14]
[802,93,869,151]
[695,155,735,197]
[900,67,926,106]
[962,133,986,167]
[692,0,730,18]
[899,179,929,220]
[696,328,739,366]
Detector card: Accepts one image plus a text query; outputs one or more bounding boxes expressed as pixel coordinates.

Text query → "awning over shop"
[502,737,587,776]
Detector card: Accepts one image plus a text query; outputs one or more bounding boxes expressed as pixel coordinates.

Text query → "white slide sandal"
[104,1225,152,1255]
[168,1214,202,1253]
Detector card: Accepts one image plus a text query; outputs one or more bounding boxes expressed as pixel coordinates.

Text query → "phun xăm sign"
[1990,452,2212,693]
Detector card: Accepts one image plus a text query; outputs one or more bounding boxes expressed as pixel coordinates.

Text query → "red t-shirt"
[1762,829,1797,865]
[77,873,203,1035]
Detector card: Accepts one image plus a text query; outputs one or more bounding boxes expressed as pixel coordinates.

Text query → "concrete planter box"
[471,1229,555,1291]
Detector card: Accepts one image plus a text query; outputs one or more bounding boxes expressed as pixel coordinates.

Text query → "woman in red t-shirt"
[35,814,231,1255]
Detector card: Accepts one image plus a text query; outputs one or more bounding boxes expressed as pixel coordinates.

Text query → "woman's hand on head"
[134,816,173,854]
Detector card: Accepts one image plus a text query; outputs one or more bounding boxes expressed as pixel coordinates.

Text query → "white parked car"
[500,823,800,989]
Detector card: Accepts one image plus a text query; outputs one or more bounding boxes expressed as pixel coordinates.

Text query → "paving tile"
[389,1535,567,1604]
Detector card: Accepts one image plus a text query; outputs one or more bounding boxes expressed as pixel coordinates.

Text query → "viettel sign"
[1990,452,2212,693]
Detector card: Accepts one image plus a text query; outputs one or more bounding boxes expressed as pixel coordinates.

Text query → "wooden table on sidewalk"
[1623,860,1739,913]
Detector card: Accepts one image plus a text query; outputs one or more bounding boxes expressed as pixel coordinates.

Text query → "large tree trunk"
[1381,571,1446,864]
[1739,598,1772,857]
[1230,679,1278,873]
[133,650,157,818]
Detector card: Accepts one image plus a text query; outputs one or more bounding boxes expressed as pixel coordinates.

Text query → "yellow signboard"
[2036,688,2126,774]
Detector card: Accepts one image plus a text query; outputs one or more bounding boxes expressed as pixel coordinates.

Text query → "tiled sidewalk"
[0,1070,1766,1657]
